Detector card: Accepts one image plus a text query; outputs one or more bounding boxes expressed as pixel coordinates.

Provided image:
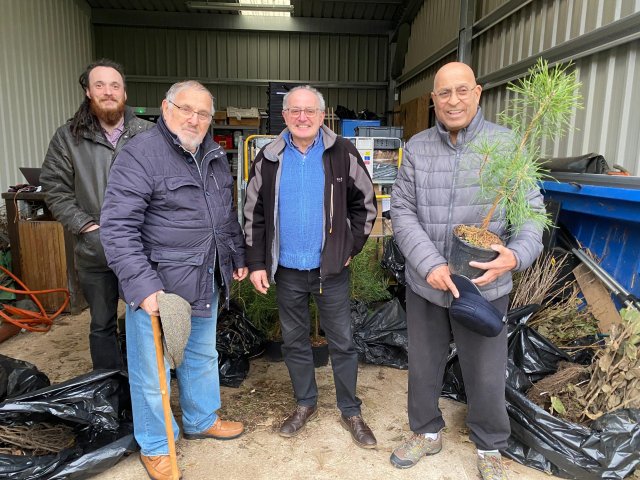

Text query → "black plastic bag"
[0,369,135,479]
[357,109,379,120]
[217,302,265,388]
[380,237,405,285]
[505,382,640,479]
[335,105,356,120]
[0,354,50,402]
[352,298,408,369]
[441,306,640,479]
[507,310,571,383]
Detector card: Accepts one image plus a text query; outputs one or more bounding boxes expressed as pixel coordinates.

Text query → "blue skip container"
[541,176,640,300]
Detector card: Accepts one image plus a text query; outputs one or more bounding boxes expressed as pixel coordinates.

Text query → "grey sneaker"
[477,451,508,480]
[389,433,442,469]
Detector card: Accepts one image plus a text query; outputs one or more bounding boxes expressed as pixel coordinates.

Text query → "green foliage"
[550,396,567,415]
[231,279,280,340]
[475,58,582,233]
[231,239,391,340]
[349,239,392,304]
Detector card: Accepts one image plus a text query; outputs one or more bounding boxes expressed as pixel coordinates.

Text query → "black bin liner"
[441,306,640,478]
[0,368,135,479]
[380,236,405,286]
[217,302,265,388]
[0,354,50,402]
[352,298,408,369]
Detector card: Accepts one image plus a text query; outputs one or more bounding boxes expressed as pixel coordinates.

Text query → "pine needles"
[475,58,582,234]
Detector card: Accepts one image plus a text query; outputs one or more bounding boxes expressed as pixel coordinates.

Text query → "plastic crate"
[355,126,404,139]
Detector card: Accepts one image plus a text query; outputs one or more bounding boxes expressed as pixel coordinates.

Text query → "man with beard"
[100,80,247,480]
[40,59,153,370]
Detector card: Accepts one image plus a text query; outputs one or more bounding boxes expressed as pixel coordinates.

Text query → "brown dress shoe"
[279,405,318,437]
[183,417,244,440]
[140,454,182,480]
[340,415,377,449]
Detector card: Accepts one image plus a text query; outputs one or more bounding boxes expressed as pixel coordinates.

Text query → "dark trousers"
[275,266,362,416]
[406,287,510,450]
[77,268,123,370]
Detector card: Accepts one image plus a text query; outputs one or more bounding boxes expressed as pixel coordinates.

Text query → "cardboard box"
[213,111,227,125]
[371,197,392,237]
[228,117,261,127]
[227,107,260,127]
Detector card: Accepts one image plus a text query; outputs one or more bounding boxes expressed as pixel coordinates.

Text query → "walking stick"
[151,314,180,480]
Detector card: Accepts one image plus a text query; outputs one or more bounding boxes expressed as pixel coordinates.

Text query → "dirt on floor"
[0,306,563,480]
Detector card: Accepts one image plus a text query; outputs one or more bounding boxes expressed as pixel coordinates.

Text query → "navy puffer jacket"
[100,116,245,316]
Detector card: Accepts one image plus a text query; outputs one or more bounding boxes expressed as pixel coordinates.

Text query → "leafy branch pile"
[510,252,598,346]
[575,306,640,421]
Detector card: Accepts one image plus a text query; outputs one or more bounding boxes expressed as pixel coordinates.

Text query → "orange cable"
[0,264,69,332]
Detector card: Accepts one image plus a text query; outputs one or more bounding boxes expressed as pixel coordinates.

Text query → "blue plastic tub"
[541,179,640,300]
[341,119,380,137]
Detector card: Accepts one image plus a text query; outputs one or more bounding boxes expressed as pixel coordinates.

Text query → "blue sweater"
[278,132,325,270]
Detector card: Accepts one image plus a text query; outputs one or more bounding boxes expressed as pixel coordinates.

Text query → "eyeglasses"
[168,100,213,121]
[433,85,477,102]
[284,107,321,118]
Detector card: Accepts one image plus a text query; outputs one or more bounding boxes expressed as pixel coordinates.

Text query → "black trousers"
[77,268,123,370]
[275,266,362,416]
[406,287,510,450]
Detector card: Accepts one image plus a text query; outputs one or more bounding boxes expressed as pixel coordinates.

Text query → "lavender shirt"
[103,119,125,147]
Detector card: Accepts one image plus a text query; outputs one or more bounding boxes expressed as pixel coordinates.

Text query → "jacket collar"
[435,107,485,147]
[262,124,337,162]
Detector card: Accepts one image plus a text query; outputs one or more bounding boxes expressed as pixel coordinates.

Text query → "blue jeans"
[125,288,220,456]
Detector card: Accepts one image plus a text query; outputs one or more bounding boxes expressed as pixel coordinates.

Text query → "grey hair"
[283,85,326,111]
[165,80,215,115]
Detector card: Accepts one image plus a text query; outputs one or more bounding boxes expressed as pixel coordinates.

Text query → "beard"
[90,96,126,126]
[177,131,206,152]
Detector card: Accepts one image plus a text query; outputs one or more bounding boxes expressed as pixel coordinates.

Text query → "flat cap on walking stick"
[157,293,191,368]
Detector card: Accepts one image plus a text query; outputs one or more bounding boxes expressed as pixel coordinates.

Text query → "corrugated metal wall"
[401,0,459,102]
[399,0,640,174]
[94,26,389,114]
[0,0,93,193]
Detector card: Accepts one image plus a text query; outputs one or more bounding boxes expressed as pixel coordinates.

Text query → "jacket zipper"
[200,149,224,292]
[329,183,334,234]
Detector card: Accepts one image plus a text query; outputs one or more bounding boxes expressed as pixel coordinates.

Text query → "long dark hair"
[70,59,126,143]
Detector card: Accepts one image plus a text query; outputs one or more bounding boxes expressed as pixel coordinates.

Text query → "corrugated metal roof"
[86,0,408,23]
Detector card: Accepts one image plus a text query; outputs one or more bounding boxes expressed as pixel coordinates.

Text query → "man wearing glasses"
[390,62,543,479]
[100,80,247,480]
[244,85,378,449]
[40,59,153,371]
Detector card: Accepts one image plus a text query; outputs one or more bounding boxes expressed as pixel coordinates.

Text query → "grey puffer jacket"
[391,108,544,307]
[40,107,153,270]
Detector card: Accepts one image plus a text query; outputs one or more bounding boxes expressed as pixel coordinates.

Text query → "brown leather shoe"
[140,454,182,480]
[340,414,377,449]
[183,417,244,440]
[279,405,318,437]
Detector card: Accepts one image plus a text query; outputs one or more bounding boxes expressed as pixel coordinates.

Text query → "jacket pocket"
[150,249,206,304]
[74,229,108,269]
[164,176,203,217]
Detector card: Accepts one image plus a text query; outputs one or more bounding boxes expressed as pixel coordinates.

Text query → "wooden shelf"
[211,124,260,131]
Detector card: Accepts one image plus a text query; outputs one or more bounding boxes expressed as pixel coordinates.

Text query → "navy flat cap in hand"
[449,274,507,337]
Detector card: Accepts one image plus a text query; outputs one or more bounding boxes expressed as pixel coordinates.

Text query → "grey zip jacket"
[390,108,544,307]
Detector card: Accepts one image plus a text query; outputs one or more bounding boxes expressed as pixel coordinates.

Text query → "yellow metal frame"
[243,134,276,182]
